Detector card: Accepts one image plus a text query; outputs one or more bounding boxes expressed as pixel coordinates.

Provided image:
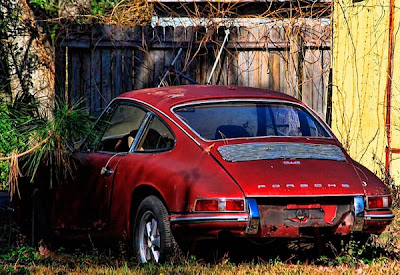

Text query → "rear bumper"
[170,213,249,239]
[365,211,395,221]
[170,213,249,224]
[363,210,394,233]
[170,199,395,239]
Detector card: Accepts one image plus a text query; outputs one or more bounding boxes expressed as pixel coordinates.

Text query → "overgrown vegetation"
[0,105,26,190]
[29,0,153,26]
[0,97,93,192]
[0,208,399,274]
[0,208,398,274]
[0,0,153,191]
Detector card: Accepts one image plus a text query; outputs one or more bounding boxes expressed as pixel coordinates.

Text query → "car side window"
[89,103,147,152]
[136,116,175,152]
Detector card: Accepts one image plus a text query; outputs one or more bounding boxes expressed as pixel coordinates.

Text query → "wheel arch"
[129,184,168,236]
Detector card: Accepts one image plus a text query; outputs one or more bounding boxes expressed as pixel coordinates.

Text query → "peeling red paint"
[287,204,320,209]
[334,212,354,235]
[321,205,337,224]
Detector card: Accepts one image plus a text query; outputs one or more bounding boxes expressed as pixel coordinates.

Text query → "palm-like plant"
[0,94,93,198]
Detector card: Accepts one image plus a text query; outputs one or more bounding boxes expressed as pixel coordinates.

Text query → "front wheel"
[133,196,177,263]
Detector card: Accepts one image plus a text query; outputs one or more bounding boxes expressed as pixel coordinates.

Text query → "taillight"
[367,196,392,209]
[226,200,244,211]
[195,200,218,211]
[194,199,245,212]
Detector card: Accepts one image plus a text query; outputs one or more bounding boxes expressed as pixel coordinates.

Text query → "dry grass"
[1,209,399,274]
[1,258,399,275]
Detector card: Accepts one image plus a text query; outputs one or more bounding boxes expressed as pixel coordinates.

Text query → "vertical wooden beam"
[385,0,395,179]
[55,41,66,103]
[112,49,122,96]
[90,49,101,114]
[326,68,333,126]
[101,49,112,108]
[81,50,91,110]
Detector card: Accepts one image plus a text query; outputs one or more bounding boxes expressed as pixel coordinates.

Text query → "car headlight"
[366,195,392,209]
[194,198,245,212]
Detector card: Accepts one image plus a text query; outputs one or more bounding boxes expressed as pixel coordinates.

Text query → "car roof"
[118,85,300,110]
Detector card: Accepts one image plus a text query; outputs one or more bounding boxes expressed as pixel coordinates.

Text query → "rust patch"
[333,212,354,235]
[263,225,299,238]
[287,204,320,209]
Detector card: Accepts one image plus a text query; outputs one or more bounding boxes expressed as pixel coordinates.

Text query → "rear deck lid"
[213,142,365,197]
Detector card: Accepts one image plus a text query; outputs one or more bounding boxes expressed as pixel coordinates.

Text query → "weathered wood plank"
[55,44,66,102]
[133,48,146,90]
[61,24,331,121]
[227,27,239,85]
[160,26,174,86]
[90,49,101,114]
[302,49,314,110]
[213,26,227,85]
[260,50,270,89]
[101,49,112,107]
[281,50,291,95]
[81,50,91,110]
[112,49,123,96]
[185,26,198,85]
[69,50,81,105]
[153,48,165,87]
[270,51,280,91]
[123,49,133,92]
[312,50,324,117]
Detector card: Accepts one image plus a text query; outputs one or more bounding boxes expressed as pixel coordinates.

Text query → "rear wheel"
[133,196,178,263]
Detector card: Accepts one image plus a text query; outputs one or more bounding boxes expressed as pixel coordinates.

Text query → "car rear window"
[174,102,330,140]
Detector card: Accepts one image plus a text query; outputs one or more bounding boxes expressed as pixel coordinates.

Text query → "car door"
[52,101,149,231]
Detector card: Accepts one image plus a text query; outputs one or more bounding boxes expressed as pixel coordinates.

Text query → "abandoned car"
[21,85,394,263]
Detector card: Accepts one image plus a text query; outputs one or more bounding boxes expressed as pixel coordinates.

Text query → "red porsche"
[24,85,394,263]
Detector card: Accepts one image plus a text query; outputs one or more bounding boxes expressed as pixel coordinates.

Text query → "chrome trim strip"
[365,213,395,220]
[170,215,249,224]
[129,112,152,153]
[171,99,334,142]
[245,194,365,197]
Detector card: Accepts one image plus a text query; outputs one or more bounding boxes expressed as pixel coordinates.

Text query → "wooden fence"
[56,22,331,119]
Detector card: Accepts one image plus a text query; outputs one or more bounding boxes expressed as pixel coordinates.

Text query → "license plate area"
[256,197,353,229]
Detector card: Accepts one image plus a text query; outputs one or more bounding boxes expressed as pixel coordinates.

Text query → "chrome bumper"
[170,197,394,235]
[170,214,248,224]
[246,198,260,234]
[365,213,395,221]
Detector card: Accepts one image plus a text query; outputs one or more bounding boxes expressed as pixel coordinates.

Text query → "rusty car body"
[23,85,394,263]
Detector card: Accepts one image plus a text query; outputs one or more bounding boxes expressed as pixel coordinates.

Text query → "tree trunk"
[2,0,55,115]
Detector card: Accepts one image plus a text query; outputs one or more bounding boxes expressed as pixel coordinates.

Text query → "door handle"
[100,166,114,177]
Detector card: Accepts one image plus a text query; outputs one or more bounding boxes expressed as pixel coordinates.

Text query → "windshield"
[174,102,330,140]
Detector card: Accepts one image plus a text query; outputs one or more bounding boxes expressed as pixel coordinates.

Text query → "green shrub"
[0,103,28,191]
[0,98,93,191]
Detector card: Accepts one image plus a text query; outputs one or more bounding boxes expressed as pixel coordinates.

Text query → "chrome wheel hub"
[138,211,161,263]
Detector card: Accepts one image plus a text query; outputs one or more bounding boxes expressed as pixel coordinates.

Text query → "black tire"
[133,195,179,264]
